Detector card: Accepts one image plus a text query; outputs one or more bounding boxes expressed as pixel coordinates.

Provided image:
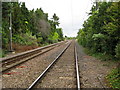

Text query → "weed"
[106,68,120,89]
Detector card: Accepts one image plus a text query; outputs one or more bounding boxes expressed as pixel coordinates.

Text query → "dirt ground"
[6,43,39,57]
[76,42,118,88]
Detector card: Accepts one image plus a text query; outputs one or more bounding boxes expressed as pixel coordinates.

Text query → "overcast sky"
[19,0,93,37]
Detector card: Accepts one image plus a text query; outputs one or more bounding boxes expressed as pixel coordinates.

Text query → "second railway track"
[27,40,81,90]
[1,41,67,72]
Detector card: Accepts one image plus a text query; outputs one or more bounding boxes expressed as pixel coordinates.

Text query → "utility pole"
[9,0,13,52]
[0,1,2,58]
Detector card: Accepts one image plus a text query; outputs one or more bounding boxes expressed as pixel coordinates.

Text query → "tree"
[2,2,64,53]
[77,2,120,59]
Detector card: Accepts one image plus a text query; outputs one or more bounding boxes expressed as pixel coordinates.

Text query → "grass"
[84,48,117,61]
[106,68,120,89]
[0,49,6,58]
[0,50,2,58]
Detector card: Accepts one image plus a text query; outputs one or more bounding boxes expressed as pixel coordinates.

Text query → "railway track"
[2,40,107,89]
[1,41,67,72]
[27,40,81,90]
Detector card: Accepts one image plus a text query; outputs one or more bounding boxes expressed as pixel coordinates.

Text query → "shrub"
[0,49,6,58]
[115,43,120,59]
[106,68,120,89]
[13,31,38,46]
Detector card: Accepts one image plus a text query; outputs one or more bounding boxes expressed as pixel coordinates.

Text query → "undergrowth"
[84,48,116,61]
[12,32,38,46]
[0,49,7,58]
[106,68,120,89]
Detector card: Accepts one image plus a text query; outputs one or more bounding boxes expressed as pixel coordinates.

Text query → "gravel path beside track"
[76,41,117,88]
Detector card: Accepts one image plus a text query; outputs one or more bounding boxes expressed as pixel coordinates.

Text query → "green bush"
[0,49,6,58]
[0,50,3,58]
[115,43,120,59]
[2,22,9,49]
[48,32,59,43]
[84,47,113,61]
[106,68,120,89]
[77,2,119,60]
[37,37,43,44]
[13,31,38,46]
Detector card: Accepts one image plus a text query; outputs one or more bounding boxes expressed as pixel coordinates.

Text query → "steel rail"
[1,41,65,63]
[27,41,71,90]
[1,45,58,72]
[1,41,66,67]
[1,41,67,73]
[75,43,81,90]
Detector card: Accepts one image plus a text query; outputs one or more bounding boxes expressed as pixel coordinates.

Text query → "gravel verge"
[76,41,117,88]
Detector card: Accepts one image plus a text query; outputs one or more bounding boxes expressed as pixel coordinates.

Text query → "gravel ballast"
[2,41,69,88]
[35,40,76,88]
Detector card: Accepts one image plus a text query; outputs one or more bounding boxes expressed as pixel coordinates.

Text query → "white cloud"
[19,0,93,37]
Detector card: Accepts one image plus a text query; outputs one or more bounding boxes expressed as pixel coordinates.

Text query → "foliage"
[56,28,64,41]
[12,32,38,46]
[106,68,120,89]
[84,47,114,61]
[48,32,59,43]
[0,50,3,58]
[2,2,64,52]
[66,37,76,40]
[77,2,120,60]
[115,43,120,59]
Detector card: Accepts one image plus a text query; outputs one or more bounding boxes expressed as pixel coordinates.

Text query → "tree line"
[77,2,120,60]
[2,2,64,52]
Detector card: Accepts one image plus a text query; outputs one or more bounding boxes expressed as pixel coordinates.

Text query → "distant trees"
[77,2,120,59]
[48,13,64,43]
[2,2,64,51]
